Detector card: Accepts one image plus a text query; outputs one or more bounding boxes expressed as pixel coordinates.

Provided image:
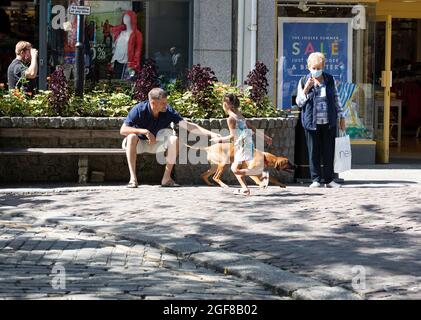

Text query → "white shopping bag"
[334,132,352,173]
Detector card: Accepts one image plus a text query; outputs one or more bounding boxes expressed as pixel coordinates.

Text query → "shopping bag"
[334,132,352,173]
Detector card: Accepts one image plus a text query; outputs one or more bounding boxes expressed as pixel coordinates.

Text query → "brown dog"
[189,143,295,188]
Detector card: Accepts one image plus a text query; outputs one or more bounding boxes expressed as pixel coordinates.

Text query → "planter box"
[0,117,297,184]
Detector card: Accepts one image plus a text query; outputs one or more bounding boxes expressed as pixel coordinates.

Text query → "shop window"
[0,1,38,86]
[277,1,376,141]
[47,0,191,87]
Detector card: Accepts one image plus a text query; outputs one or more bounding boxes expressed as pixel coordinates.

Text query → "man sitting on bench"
[120,87,219,188]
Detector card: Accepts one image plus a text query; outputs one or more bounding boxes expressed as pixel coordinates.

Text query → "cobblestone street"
[1,181,421,299]
[0,220,285,300]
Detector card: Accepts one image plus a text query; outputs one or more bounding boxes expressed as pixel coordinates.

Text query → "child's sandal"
[233,188,250,196]
[261,171,269,189]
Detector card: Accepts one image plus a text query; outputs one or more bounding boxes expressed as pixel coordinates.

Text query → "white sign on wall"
[69,5,91,16]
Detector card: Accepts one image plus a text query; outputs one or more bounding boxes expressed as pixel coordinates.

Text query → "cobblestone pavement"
[0,222,286,300]
[1,183,421,299]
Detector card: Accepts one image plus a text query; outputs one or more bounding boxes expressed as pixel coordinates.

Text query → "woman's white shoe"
[326,181,342,188]
[309,181,321,188]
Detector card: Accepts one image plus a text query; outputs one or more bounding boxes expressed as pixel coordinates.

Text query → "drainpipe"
[249,0,257,70]
[38,0,48,90]
[237,0,245,86]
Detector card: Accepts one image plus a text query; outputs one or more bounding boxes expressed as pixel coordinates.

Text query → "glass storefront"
[0,0,192,89]
[277,1,376,141]
[48,0,191,86]
[0,1,38,86]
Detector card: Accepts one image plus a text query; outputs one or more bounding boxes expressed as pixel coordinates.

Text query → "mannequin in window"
[111,11,143,80]
[169,46,183,80]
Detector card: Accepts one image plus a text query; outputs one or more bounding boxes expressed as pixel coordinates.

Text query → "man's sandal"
[161,181,181,188]
[233,188,250,196]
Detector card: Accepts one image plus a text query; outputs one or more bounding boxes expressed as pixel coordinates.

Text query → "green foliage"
[168,81,288,119]
[27,90,52,116]
[0,86,135,117]
[65,91,135,117]
[0,87,31,116]
[0,63,289,118]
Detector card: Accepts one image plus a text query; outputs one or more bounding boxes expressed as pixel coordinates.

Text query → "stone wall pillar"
[258,0,277,102]
[193,0,233,83]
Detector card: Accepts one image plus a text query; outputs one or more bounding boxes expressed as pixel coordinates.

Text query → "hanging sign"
[69,5,91,16]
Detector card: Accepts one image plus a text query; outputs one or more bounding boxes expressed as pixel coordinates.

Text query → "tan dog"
[189,143,295,188]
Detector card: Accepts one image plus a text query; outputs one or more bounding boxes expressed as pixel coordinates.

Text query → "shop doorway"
[0,1,38,87]
[375,18,421,164]
[390,18,421,163]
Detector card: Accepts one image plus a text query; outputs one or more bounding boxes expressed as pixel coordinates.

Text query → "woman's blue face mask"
[309,63,323,78]
[310,69,323,78]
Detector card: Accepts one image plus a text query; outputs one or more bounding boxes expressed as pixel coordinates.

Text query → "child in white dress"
[212,93,273,195]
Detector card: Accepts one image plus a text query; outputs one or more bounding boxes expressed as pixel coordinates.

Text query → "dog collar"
[264,158,269,167]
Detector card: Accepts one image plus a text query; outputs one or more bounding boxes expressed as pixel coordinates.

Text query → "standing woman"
[296,52,346,188]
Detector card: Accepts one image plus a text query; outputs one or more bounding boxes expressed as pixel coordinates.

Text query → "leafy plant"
[0,87,30,116]
[0,63,290,119]
[165,78,185,96]
[244,61,269,106]
[48,66,70,115]
[0,83,6,96]
[168,81,286,119]
[65,91,135,117]
[186,64,218,118]
[27,90,52,116]
[133,59,160,102]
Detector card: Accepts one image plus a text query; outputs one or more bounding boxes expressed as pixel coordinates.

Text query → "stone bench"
[0,128,125,184]
[0,147,125,183]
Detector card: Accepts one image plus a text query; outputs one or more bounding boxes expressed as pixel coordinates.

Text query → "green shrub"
[0,87,30,116]
[0,64,289,118]
[168,81,287,119]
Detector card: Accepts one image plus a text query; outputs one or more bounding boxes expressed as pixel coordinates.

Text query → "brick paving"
[0,221,285,300]
[1,182,420,299]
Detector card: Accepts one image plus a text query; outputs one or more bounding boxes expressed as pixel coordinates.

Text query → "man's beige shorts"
[122,130,176,154]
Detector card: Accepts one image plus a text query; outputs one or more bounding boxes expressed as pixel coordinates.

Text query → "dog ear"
[276,158,289,170]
